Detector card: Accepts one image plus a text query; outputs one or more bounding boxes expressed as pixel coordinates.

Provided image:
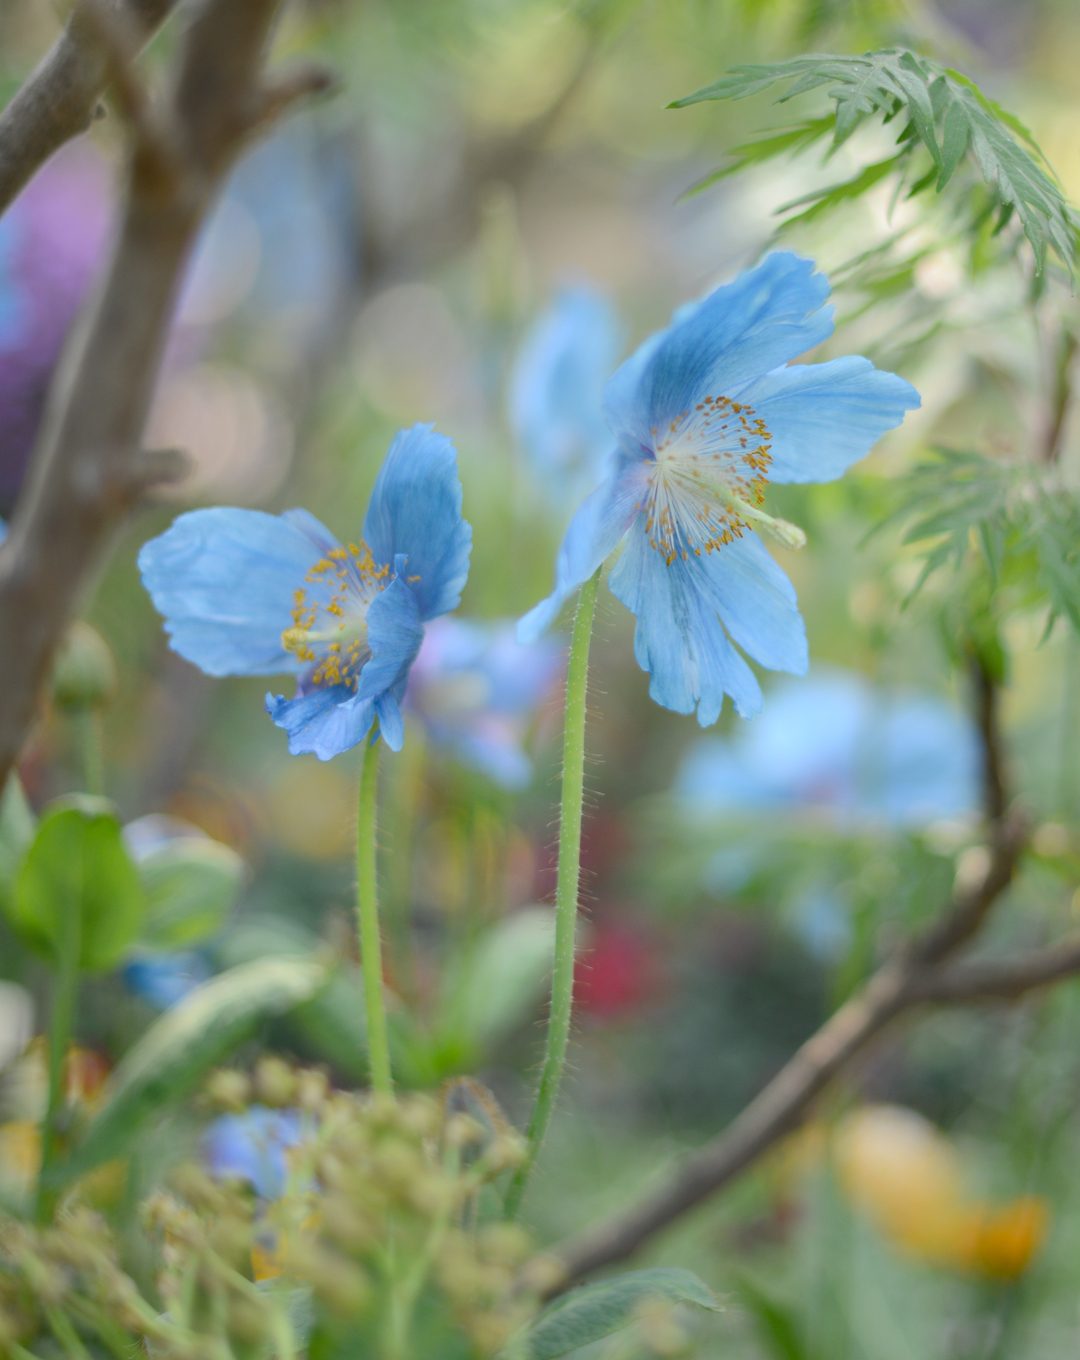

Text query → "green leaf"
[9,797,144,972]
[138,837,246,949]
[217,918,368,1080]
[443,907,556,1050]
[520,1268,721,1360]
[672,49,1079,274]
[0,774,36,912]
[735,1276,809,1360]
[51,955,326,1184]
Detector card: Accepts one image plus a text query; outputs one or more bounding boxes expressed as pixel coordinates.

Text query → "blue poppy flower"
[674,667,980,827]
[406,617,563,788]
[203,1106,307,1200]
[518,253,921,723]
[139,424,472,759]
[510,285,623,507]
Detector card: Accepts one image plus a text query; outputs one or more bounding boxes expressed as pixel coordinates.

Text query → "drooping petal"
[609,523,807,723]
[266,684,375,760]
[517,451,650,643]
[139,508,335,676]
[362,423,472,621]
[354,570,425,753]
[602,253,833,453]
[608,518,763,722]
[731,356,921,483]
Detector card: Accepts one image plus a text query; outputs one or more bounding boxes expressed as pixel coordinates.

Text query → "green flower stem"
[72,709,104,796]
[505,566,600,1218]
[36,898,82,1222]
[358,732,393,1096]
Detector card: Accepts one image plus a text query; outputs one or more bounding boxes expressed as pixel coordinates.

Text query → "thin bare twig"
[0,0,177,215]
[914,935,1080,1003]
[0,0,333,791]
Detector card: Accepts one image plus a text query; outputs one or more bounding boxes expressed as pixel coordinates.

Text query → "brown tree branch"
[914,935,1080,1003]
[0,0,178,215]
[545,659,1027,1289]
[0,0,333,792]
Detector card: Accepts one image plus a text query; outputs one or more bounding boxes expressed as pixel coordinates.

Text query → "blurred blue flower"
[519,253,920,723]
[406,617,563,788]
[178,123,355,348]
[510,285,623,506]
[124,951,211,1009]
[203,1106,306,1200]
[139,424,472,759]
[674,667,980,827]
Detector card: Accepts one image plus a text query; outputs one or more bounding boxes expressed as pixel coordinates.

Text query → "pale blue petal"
[266,685,375,760]
[517,451,650,643]
[0,518,6,546]
[139,508,333,676]
[355,569,425,752]
[510,285,623,504]
[362,424,472,621]
[602,253,833,452]
[731,356,921,483]
[608,518,765,722]
[687,531,808,676]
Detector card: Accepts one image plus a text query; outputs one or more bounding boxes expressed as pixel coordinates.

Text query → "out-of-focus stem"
[357,733,393,1096]
[36,900,82,1221]
[505,566,600,1217]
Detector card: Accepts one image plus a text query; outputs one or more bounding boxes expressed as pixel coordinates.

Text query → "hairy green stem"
[505,567,600,1217]
[358,733,393,1096]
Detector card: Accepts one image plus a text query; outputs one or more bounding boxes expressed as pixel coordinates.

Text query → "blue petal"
[356,570,425,752]
[510,285,623,504]
[602,253,833,453]
[266,685,375,760]
[731,356,921,483]
[362,424,472,621]
[609,518,762,721]
[608,522,807,723]
[139,508,335,676]
[0,518,6,546]
[517,450,650,643]
[203,1107,304,1200]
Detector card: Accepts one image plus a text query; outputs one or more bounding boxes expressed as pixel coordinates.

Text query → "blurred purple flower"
[510,285,623,508]
[674,667,979,827]
[405,617,563,788]
[203,1106,306,1200]
[0,146,112,507]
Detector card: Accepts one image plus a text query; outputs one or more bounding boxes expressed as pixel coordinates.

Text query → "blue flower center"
[282,542,390,689]
[646,395,805,561]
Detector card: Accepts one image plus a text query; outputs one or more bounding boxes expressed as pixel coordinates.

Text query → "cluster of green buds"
[0,1204,166,1355]
[206,1065,551,1358]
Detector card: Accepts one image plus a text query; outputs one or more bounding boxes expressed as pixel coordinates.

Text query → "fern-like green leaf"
[672,49,1078,275]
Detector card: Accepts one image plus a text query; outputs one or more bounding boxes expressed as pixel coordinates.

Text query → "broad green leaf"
[520,1267,721,1360]
[671,49,1079,274]
[139,837,246,948]
[217,919,367,1080]
[10,798,144,971]
[0,774,36,912]
[444,907,556,1050]
[51,955,325,1184]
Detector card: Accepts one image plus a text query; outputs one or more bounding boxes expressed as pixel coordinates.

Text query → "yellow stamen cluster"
[646,395,774,565]
[282,542,390,691]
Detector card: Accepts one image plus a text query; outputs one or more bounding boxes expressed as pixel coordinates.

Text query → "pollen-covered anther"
[281,539,391,688]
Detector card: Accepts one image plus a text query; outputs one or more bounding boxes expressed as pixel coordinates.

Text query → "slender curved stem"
[358,733,393,1095]
[505,567,600,1217]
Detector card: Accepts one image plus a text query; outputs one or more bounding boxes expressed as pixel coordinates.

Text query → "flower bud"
[51,621,118,712]
[204,1069,252,1113]
[253,1056,297,1108]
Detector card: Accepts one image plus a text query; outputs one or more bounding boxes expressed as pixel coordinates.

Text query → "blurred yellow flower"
[782,1104,1049,1281]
